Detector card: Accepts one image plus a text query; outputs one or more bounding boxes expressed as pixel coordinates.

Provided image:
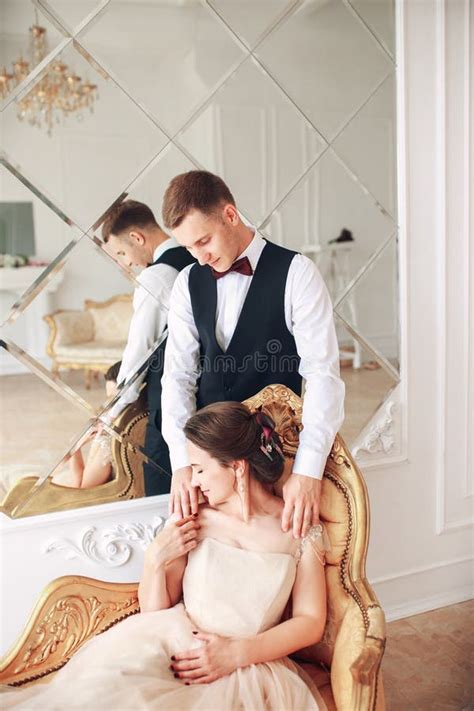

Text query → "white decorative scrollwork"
[352,400,397,459]
[43,516,165,567]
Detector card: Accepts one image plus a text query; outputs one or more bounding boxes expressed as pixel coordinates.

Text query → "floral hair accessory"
[253,410,284,462]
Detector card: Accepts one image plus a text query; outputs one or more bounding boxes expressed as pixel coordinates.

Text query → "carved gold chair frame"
[0,384,386,711]
[0,392,147,518]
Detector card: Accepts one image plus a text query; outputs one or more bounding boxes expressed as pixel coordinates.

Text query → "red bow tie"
[210,256,253,280]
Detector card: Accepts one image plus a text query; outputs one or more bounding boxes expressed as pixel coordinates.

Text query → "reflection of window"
[0,202,35,256]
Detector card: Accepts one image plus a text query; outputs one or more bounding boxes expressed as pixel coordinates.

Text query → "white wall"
[364,0,473,618]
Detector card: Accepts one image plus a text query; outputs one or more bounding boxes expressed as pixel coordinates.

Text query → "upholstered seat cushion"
[298,662,335,710]
[54,340,126,362]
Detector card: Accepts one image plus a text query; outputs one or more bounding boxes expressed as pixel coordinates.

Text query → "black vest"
[189,240,302,409]
[146,246,195,410]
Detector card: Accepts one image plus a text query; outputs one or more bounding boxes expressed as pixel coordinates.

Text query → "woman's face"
[187,440,236,506]
[105,380,117,398]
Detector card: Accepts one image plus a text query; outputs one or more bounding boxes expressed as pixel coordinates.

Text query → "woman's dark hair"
[183,402,285,485]
[104,361,121,382]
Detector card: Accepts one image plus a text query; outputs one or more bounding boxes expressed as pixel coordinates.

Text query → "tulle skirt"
[1,604,325,710]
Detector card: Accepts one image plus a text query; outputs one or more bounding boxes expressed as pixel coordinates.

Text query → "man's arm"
[106,265,176,422]
[161,266,201,516]
[282,254,345,536]
[291,254,345,477]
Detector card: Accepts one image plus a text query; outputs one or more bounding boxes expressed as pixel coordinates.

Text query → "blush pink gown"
[1,535,326,710]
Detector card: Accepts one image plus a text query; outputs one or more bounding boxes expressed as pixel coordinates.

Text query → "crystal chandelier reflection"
[0,22,98,136]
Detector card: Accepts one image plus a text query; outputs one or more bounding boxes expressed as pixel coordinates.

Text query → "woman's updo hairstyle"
[184,402,285,485]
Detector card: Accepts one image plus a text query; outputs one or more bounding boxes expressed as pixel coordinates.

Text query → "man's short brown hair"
[101,200,159,243]
[162,171,235,229]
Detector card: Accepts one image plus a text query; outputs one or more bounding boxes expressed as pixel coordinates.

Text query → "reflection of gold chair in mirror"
[0,394,148,518]
[0,384,386,710]
[44,294,133,388]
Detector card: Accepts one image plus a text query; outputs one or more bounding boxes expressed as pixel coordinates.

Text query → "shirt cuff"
[169,444,191,473]
[292,446,329,480]
[106,402,125,422]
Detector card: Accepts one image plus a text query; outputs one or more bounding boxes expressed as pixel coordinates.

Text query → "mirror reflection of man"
[102,200,194,495]
[160,171,345,538]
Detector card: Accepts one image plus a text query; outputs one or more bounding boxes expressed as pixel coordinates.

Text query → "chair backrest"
[110,391,147,499]
[243,383,378,668]
[85,294,133,343]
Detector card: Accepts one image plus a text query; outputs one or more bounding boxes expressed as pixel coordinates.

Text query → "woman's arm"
[62,429,110,489]
[238,541,326,665]
[171,540,326,683]
[66,449,85,487]
[138,516,200,613]
[80,439,112,488]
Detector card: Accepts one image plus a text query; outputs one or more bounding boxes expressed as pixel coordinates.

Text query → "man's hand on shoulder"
[169,466,199,518]
[281,474,322,539]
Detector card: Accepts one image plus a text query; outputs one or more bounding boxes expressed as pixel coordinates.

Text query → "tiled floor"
[383,600,474,710]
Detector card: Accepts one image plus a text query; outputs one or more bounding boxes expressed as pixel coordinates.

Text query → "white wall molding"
[43,516,166,567]
[351,385,403,469]
[435,0,473,535]
[371,553,473,586]
[352,397,397,461]
[434,0,449,538]
[393,0,409,477]
[463,0,473,502]
[373,555,473,622]
[441,518,474,534]
[0,497,169,656]
[383,584,473,623]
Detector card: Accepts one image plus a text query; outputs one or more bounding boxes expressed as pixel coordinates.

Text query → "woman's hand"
[145,515,200,568]
[171,632,245,684]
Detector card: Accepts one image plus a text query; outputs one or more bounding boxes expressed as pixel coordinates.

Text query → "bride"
[1,401,329,710]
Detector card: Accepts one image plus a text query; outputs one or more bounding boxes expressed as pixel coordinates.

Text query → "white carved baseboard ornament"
[43,516,165,567]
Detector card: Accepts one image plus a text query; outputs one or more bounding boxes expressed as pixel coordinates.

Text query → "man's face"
[171,205,240,272]
[107,231,149,269]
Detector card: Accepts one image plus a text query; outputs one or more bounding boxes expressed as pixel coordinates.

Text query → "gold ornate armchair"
[44,294,132,387]
[0,393,147,518]
[0,385,386,710]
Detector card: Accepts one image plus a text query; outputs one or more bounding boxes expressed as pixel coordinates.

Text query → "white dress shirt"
[161,231,345,479]
[107,238,181,421]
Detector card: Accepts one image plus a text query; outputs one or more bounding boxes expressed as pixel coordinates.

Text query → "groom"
[102,200,194,495]
[160,171,345,538]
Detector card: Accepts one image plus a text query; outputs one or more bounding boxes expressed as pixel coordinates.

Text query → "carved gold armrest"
[0,576,139,687]
[350,636,385,686]
[331,594,386,711]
